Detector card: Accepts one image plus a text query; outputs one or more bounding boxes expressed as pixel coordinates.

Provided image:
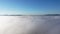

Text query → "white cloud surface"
[0,16,60,34]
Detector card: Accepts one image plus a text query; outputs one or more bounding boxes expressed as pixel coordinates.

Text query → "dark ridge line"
[0,14,60,16]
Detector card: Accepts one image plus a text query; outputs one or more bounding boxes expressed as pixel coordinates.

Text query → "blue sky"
[0,0,60,15]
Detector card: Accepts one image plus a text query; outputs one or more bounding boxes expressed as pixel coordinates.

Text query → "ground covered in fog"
[0,16,60,34]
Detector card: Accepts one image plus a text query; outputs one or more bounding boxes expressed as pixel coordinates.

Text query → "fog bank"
[0,16,60,34]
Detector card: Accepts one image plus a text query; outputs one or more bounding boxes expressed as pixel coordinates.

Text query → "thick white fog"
[0,16,60,34]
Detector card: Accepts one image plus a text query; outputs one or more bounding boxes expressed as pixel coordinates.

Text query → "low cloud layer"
[0,16,60,34]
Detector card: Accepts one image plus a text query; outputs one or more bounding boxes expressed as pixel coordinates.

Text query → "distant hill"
[0,14,22,16]
[0,14,60,16]
[42,14,60,16]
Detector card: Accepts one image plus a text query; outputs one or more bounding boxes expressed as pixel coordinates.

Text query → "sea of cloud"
[0,16,60,34]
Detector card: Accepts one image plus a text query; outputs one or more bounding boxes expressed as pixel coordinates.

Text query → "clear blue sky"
[0,0,60,15]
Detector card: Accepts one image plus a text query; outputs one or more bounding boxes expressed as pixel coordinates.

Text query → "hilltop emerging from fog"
[0,14,60,16]
[42,14,60,16]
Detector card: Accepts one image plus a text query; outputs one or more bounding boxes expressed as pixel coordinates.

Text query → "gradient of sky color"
[0,0,60,15]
